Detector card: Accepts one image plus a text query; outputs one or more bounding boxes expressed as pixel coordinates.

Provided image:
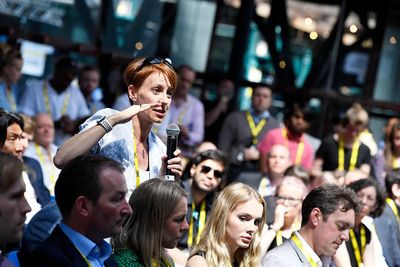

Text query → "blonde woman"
[186,183,266,267]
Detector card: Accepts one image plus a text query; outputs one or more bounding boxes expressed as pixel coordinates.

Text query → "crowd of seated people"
[0,48,400,267]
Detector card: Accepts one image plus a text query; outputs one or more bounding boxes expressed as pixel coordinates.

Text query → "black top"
[316,135,371,171]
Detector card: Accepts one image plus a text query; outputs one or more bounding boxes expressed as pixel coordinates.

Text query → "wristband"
[97,116,113,133]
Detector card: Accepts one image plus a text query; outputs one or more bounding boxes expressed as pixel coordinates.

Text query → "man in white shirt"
[25,113,60,197]
[19,56,90,145]
[262,184,360,267]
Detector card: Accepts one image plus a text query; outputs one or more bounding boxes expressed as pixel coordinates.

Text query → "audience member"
[19,56,90,145]
[237,144,292,197]
[262,184,360,267]
[259,102,315,172]
[54,57,182,198]
[78,65,105,114]
[0,44,23,112]
[187,183,266,267]
[24,113,60,197]
[312,103,371,178]
[169,150,228,265]
[0,110,47,222]
[0,152,31,267]
[204,78,234,144]
[21,155,132,267]
[261,176,308,253]
[156,65,205,158]
[334,178,387,267]
[219,84,279,183]
[374,172,400,267]
[181,141,218,181]
[374,122,400,186]
[113,179,188,267]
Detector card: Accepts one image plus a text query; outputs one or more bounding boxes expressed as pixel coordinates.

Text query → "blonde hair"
[344,103,368,128]
[112,179,187,267]
[19,113,35,135]
[190,183,266,267]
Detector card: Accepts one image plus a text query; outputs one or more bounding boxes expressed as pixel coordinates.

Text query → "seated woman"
[112,178,189,267]
[333,178,387,267]
[186,183,266,267]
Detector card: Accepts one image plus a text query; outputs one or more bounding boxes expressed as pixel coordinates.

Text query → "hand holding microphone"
[165,124,181,181]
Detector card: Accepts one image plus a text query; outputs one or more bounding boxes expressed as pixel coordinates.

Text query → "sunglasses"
[136,57,174,73]
[200,165,224,179]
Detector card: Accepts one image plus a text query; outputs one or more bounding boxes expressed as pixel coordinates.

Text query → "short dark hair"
[0,152,23,193]
[385,171,400,198]
[55,155,124,219]
[301,184,360,226]
[54,56,79,75]
[192,149,228,168]
[79,64,100,78]
[0,110,24,147]
[347,178,386,218]
[284,102,314,124]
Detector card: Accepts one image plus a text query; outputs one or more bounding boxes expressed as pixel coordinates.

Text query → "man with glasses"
[168,149,228,265]
[262,184,360,267]
[261,176,308,253]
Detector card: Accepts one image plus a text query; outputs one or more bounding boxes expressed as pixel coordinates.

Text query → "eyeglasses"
[276,195,302,207]
[136,57,174,73]
[200,165,224,179]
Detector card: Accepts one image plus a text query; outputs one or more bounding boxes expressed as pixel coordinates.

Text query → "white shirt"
[19,79,90,145]
[25,143,61,196]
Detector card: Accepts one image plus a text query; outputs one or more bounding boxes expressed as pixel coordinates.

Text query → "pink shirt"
[258,127,315,170]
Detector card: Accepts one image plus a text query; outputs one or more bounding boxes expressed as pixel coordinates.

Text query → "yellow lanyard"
[291,233,319,267]
[349,226,366,267]
[258,177,269,197]
[393,157,400,169]
[246,111,266,145]
[43,81,70,117]
[34,144,57,195]
[338,135,360,171]
[5,85,17,112]
[386,198,400,225]
[176,103,190,125]
[187,200,206,248]
[151,256,174,267]
[276,230,283,246]
[132,127,141,187]
[282,127,304,165]
[77,250,93,267]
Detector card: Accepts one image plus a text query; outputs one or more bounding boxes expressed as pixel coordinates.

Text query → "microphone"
[165,124,180,180]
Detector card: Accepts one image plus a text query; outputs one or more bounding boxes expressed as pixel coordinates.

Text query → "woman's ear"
[128,84,137,102]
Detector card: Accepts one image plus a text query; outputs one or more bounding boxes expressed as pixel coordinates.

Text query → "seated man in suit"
[0,152,31,266]
[262,184,360,267]
[21,155,132,267]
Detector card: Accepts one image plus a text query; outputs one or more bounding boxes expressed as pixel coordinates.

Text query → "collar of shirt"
[249,108,270,123]
[294,231,323,267]
[59,222,112,266]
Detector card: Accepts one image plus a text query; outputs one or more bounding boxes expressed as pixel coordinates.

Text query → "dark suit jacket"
[20,225,118,267]
[23,156,51,206]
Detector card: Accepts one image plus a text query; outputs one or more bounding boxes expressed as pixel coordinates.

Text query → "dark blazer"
[23,156,51,206]
[20,225,118,267]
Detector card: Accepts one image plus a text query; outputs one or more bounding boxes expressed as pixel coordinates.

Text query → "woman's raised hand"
[110,103,161,125]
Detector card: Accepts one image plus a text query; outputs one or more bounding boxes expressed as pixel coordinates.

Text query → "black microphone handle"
[166,135,178,176]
